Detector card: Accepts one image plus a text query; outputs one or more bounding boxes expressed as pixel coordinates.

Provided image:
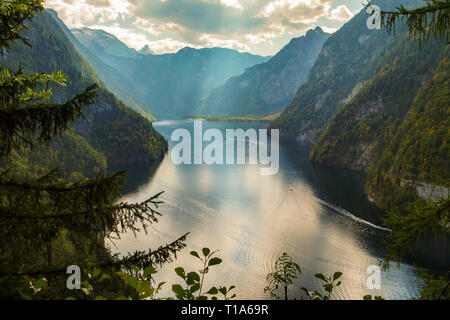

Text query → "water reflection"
[107,121,422,300]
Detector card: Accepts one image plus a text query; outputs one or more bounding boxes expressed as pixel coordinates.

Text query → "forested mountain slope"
[196,27,330,117]
[0,11,167,176]
[266,0,448,211]
[47,9,154,119]
[310,42,449,210]
[269,0,421,142]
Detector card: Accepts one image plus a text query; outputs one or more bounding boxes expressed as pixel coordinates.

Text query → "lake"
[108,120,423,300]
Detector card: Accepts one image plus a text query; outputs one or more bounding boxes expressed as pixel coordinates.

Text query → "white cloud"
[329,5,354,21]
[46,0,360,55]
[198,34,251,51]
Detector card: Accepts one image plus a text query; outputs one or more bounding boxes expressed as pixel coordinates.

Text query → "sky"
[45,0,363,56]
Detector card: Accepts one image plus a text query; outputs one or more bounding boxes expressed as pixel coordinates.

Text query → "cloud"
[329,5,354,21]
[46,0,359,55]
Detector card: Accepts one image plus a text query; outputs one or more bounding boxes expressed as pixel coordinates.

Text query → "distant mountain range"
[71,27,144,59]
[196,27,330,117]
[70,27,270,119]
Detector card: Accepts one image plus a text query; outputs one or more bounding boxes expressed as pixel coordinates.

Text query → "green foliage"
[82,91,167,166]
[382,187,449,270]
[365,50,449,210]
[264,252,301,300]
[363,295,385,300]
[0,66,98,157]
[301,272,343,300]
[264,254,383,300]
[376,0,450,44]
[2,130,107,180]
[0,0,44,54]
[380,183,449,300]
[0,1,182,300]
[415,270,450,300]
[171,248,232,300]
[70,248,236,300]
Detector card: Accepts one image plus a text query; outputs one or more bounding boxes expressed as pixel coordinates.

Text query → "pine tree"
[0,0,187,299]
[368,0,449,43]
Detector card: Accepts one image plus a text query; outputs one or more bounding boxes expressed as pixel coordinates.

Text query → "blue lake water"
[108,120,424,300]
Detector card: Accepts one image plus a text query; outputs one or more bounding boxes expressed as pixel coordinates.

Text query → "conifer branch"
[370,0,450,44]
[0,233,189,277]
[0,83,98,157]
[0,0,45,54]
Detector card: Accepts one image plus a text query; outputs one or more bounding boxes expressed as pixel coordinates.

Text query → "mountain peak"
[177,46,196,54]
[139,44,154,55]
[306,26,325,38]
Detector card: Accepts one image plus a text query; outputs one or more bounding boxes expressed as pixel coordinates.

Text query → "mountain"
[71,28,270,119]
[71,27,141,59]
[268,0,448,211]
[310,40,448,211]
[196,27,330,117]
[0,10,168,174]
[269,0,423,142]
[139,45,154,55]
[47,9,154,119]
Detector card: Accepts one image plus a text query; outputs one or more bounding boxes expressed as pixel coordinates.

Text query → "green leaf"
[315,273,327,282]
[202,248,211,257]
[99,274,110,282]
[207,287,218,295]
[333,272,343,281]
[157,282,166,291]
[190,283,201,293]
[208,257,222,266]
[219,287,227,295]
[190,251,200,259]
[175,267,186,279]
[143,266,157,277]
[363,295,373,300]
[172,284,186,298]
[35,278,47,289]
[92,268,102,278]
[186,272,200,285]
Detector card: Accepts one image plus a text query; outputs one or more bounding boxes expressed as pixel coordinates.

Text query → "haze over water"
[108,120,422,300]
